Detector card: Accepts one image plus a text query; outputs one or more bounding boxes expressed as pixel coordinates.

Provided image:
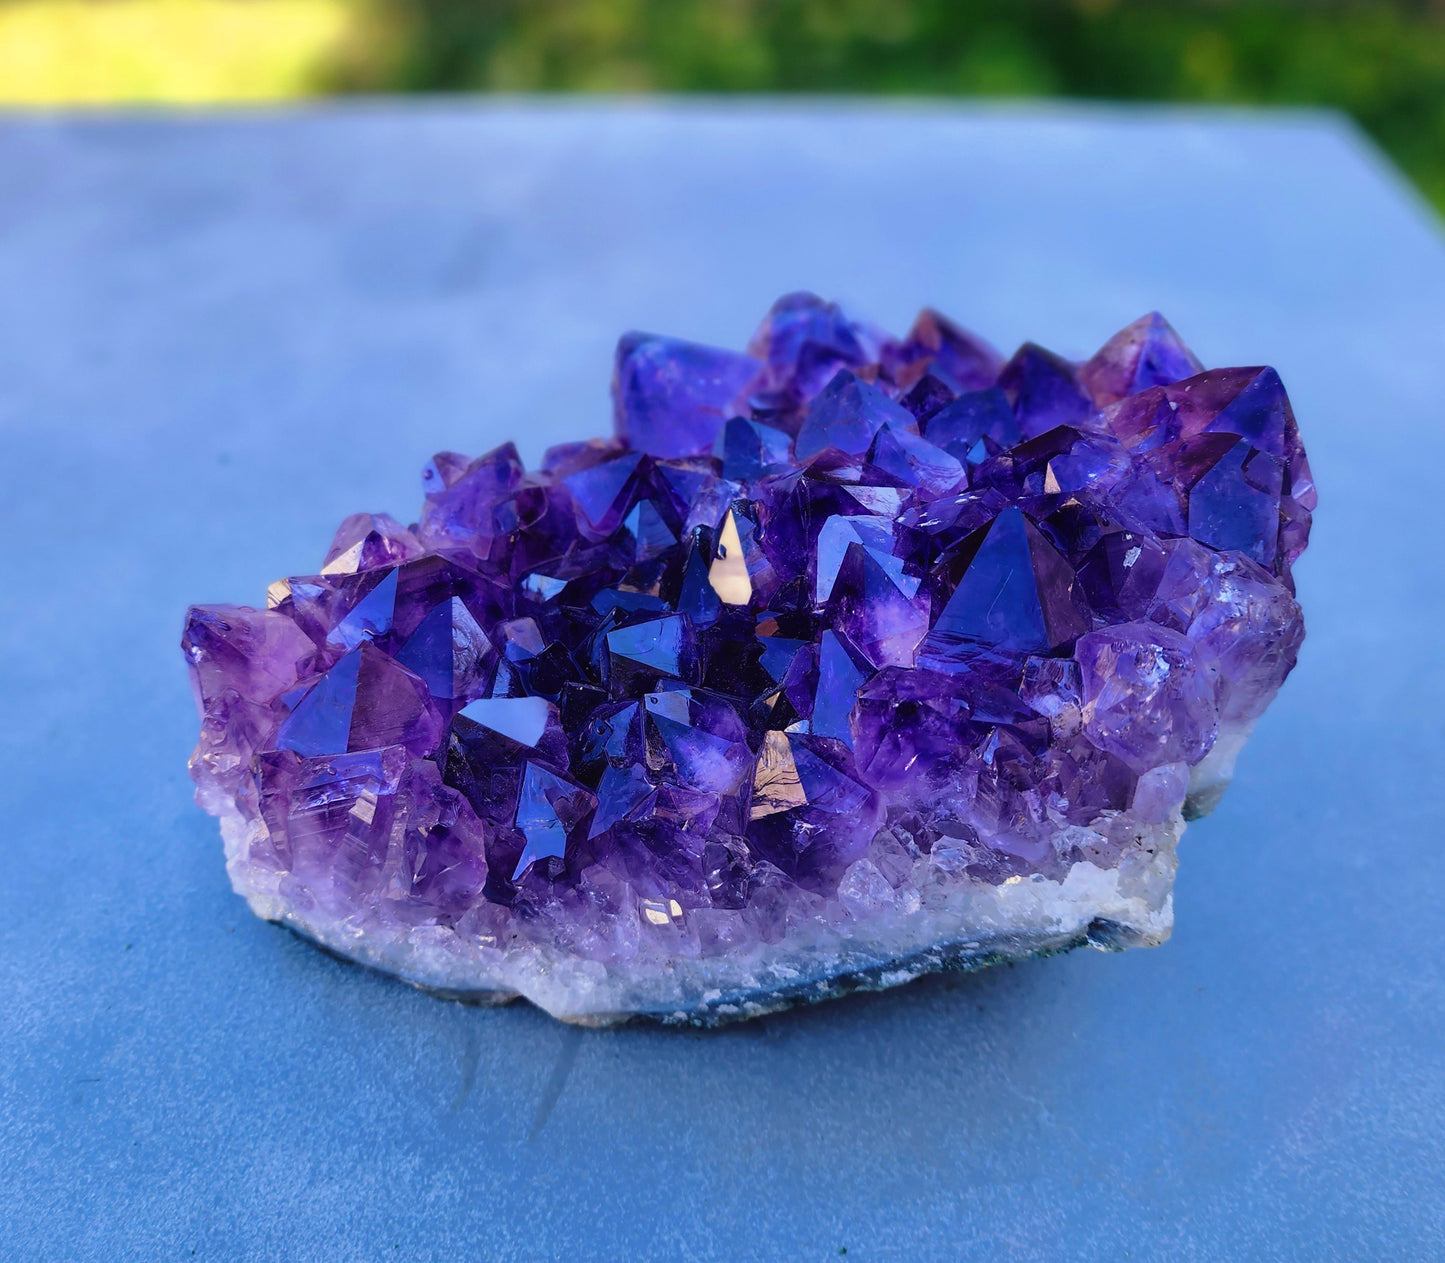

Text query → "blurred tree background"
[3,0,1443,210]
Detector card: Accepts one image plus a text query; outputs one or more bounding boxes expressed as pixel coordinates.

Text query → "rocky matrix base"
[183,295,1312,1026]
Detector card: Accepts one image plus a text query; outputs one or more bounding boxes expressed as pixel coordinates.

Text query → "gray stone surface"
[1,102,1442,1260]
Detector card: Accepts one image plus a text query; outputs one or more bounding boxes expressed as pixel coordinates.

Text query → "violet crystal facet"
[183,297,1312,1024]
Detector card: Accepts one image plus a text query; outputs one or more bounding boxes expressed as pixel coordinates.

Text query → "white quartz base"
[219,805,1183,1027]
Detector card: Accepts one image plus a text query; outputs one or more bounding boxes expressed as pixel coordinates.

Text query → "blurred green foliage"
[330,0,1445,210]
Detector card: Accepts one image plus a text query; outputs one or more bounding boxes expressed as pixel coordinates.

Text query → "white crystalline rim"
[215,815,1186,1027]
[1184,719,1255,818]
[210,721,1253,1027]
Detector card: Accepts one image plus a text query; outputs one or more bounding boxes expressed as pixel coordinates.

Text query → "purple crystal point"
[512,762,593,881]
[277,642,443,758]
[866,423,965,497]
[620,498,678,563]
[613,333,761,460]
[898,373,956,423]
[326,568,397,650]
[745,292,881,408]
[814,514,907,605]
[417,442,525,558]
[921,506,1088,663]
[459,695,553,746]
[563,450,648,537]
[717,416,792,482]
[323,512,424,574]
[923,387,1020,462]
[606,614,699,691]
[186,296,1312,1026]
[1102,365,1314,578]
[811,629,870,745]
[827,543,930,669]
[889,308,1003,393]
[273,647,363,755]
[1187,436,1283,566]
[747,730,878,888]
[794,370,916,462]
[1080,312,1203,407]
[999,343,1096,438]
[1076,623,1219,773]
[184,604,315,711]
[643,686,753,800]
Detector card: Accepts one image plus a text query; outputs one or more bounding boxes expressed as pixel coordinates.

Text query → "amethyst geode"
[183,295,1312,1025]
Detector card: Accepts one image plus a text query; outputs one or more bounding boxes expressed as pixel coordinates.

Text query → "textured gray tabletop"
[2,102,1442,1261]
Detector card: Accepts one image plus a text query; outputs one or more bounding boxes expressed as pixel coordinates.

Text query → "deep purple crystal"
[184,293,1311,1024]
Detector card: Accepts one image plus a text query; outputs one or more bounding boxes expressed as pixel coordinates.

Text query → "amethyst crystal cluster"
[183,294,1312,1025]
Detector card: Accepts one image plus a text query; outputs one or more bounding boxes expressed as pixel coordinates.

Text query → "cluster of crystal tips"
[184,295,1310,1007]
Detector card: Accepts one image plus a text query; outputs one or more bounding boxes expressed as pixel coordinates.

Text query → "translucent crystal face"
[183,295,1311,1021]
